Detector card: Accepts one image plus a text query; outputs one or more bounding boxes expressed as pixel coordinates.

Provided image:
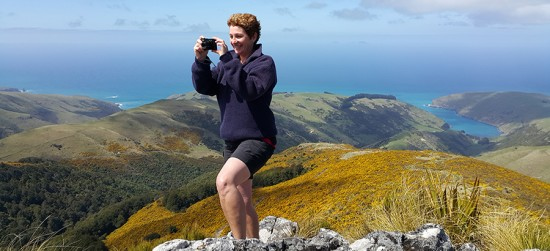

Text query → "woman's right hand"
[194,36,208,62]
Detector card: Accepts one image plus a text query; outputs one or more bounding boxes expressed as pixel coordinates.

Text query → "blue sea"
[2,29,549,138]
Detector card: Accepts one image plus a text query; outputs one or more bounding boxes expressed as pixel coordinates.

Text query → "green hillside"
[0,92,480,161]
[496,117,550,148]
[431,92,550,132]
[0,90,121,139]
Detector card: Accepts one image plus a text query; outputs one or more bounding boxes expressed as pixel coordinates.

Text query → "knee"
[216,176,231,196]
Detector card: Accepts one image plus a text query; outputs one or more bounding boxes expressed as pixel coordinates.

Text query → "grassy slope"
[0,91,121,138]
[431,92,550,130]
[477,145,550,182]
[104,144,550,249]
[0,98,222,161]
[1,92,472,161]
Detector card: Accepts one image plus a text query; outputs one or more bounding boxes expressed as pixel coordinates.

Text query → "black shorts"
[223,137,276,179]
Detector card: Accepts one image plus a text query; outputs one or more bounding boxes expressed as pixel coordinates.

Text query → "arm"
[220,53,277,101]
[191,57,219,96]
[191,36,228,96]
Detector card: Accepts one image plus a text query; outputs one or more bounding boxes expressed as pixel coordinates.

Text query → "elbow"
[194,86,216,96]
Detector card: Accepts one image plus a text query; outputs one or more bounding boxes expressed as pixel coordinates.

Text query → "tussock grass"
[366,172,481,244]
[479,205,550,251]
[366,172,549,250]
[0,217,79,251]
[297,216,332,238]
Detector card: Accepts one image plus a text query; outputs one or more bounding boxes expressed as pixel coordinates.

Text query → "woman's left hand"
[212,36,228,56]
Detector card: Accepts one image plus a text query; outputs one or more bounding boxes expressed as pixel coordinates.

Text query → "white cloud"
[282,27,300,32]
[184,23,210,33]
[360,0,550,25]
[112,18,149,29]
[106,3,131,12]
[155,15,181,27]
[275,8,295,17]
[129,20,150,30]
[332,8,377,21]
[0,12,16,18]
[305,2,327,9]
[68,16,84,28]
[114,19,126,26]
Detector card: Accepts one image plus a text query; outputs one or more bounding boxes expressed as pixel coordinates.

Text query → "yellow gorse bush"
[105,144,550,250]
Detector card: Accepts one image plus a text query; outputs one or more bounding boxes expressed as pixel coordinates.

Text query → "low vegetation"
[105,144,550,250]
[0,152,221,249]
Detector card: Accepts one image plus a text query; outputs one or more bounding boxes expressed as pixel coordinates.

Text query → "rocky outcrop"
[153,216,480,251]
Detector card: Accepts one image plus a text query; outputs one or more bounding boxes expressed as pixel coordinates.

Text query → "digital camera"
[201,38,217,50]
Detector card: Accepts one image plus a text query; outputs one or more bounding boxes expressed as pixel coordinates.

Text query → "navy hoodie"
[191,44,277,141]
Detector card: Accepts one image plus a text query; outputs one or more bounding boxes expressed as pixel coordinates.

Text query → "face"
[229,25,257,58]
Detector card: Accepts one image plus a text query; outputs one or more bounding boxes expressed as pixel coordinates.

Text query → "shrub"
[178,224,206,241]
[253,164,307,188]
[143,232,161,241]
[106,141,127,153]
[162,172,217,212]
[168,225,178,234]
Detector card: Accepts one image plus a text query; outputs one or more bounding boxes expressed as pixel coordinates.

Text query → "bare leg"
[237,179,259,238]
[216,157,251,239]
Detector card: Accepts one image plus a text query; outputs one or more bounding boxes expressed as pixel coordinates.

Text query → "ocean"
[2,30,549,138]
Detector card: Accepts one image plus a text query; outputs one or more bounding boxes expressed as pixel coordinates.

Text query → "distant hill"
[431,92,550,134]
[431,92,550,182]
[0,90,121,139]
[175,92,479,153]
[104,143,550,249]
[0,92,482,161]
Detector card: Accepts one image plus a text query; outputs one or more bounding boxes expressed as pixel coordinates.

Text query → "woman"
[191,13,277,239]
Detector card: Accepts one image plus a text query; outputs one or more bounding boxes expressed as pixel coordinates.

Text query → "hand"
[211,36,228,57]
[194,36,208,62]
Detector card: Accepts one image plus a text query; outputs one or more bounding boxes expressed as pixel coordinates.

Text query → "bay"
[2,31,535,139]
[393,92,501,138]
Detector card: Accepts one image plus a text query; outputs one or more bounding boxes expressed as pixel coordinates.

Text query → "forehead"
[229,25,246,34]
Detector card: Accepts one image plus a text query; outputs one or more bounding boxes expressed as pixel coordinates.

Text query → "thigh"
[217,157,251,186]
[230,139,275,178]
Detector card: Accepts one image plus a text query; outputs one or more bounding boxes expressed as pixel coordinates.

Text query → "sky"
[2,0,550,39]
[1,0,550,97]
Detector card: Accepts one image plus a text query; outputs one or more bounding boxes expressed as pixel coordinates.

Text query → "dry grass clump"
[366,172,480,244]
[0,217,78,251]
[479,204,550,251]
[297,216,332,238]
[365,172,549,250]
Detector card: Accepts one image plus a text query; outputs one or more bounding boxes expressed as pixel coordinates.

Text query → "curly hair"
[227,13,261,43]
